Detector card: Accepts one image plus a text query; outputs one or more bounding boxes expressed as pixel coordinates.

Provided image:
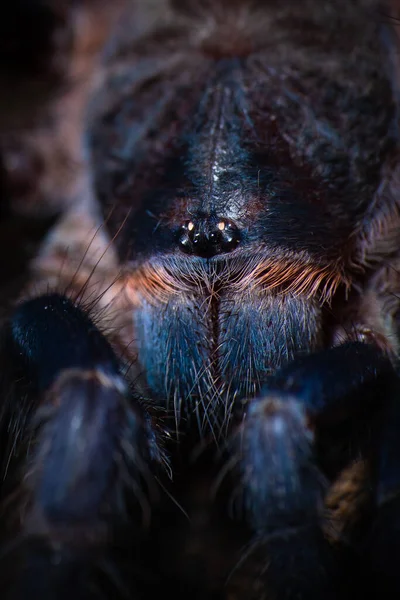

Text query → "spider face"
[0,1,400,599]
[129,253,323,422]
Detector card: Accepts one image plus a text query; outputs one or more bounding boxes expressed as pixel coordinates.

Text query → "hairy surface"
[0,1,400,599]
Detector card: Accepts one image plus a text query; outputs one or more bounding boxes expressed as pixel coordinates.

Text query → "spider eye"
[177,218,240,257]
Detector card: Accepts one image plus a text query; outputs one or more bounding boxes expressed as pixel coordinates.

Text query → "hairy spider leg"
[0,293,164,599]
[230,341,398,600]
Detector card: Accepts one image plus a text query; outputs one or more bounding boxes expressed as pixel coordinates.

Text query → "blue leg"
[0,294,165,599]
[232,342,398,599]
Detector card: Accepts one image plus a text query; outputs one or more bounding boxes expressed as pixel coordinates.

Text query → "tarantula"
[0,0,399,598]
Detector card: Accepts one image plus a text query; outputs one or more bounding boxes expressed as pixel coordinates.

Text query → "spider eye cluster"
[177,218,240,257]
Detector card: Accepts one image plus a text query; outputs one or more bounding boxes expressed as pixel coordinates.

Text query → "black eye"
[177,218,240,257]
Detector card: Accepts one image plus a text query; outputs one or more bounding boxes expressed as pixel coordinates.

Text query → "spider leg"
[230,342,398,600]
[0,293,165,599]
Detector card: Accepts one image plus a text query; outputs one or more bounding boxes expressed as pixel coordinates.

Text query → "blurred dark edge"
[0,1,65,313]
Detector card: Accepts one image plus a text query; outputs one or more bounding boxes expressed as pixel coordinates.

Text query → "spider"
[0,0,399,598]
